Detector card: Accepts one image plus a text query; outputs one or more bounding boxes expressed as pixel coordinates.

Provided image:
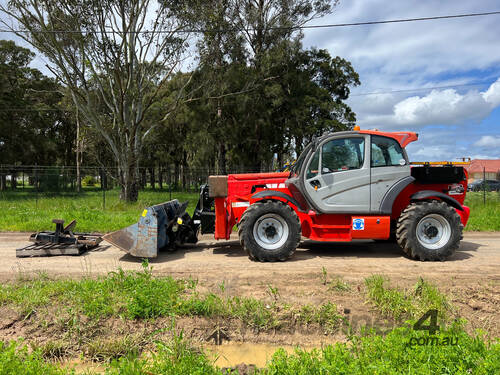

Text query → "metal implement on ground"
[103,199,201,258]
[16,219,102,257]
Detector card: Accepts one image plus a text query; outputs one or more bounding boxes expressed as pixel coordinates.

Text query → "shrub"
[82,175,97,186]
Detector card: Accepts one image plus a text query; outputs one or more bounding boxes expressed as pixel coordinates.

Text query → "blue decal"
[353,218,365,230]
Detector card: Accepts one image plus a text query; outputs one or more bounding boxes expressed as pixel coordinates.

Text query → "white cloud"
[350,78,500,128]
[302,0,500,132]
[473,135,500,148]
[482,79,500,106]
[304,0,500,90]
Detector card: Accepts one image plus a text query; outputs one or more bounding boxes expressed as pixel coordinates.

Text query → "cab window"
[371,135,406,167]
[306,149,320,179]
[321,137,365,173]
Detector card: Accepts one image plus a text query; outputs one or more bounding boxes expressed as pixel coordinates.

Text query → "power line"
[0,11,499,34]
[0,81,494,112]
[301,11,500,30]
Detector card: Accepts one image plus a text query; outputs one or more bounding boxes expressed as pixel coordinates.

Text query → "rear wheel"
[238,201,301,262]
[396,200,462,261]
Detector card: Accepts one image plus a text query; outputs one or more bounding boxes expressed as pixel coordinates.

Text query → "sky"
[1,0,500,162]
[302,0,500,161]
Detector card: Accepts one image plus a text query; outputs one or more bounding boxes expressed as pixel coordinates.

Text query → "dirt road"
[1,232,499,345]
[1,232,499,283]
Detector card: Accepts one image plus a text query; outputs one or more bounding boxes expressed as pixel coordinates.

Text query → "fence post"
[483,166,486,205]
[101,168,106,210]
[34,164,38,209]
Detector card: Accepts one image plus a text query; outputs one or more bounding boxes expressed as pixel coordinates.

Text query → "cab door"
[302,134,371,213]
[369,135,411,213]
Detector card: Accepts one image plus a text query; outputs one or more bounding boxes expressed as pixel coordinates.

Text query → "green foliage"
[320,268,351,292]
[0,40,73,168]
[328,278,351,292]
[364,275,453,322]
[82,175,97,187]
[0,188,495,233]
[0,188,199,232]
[2,326,499,374]
[297,302,344,333]
[39,167,61,191]
[264,324,500,374]
[0,340,69,375]
[29,341,70,361]
[464,191,500,231]
[0,265,344,334]
[86,335,141,363]
[228,296,278,330]
[106,336,221,375]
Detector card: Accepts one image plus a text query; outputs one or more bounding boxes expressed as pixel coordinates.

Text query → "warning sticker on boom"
[352,218,365,230]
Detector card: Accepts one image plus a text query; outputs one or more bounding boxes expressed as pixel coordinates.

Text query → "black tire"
[238,200,301,262]
[396,200,463,261]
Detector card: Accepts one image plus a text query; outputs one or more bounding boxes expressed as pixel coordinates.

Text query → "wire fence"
[0,164,280,208]
[0,164,498,203]
[0,165,219,192]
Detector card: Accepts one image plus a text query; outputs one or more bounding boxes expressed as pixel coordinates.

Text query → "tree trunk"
[119,161,139,202]
[149,167,155,190]
[140,168,146,189]
[174,163,179,190]
[11,172,17,189]
[159,167,163,190]
[181,151,187,190]
[76,108,81,193]
[0,174,6,191]
[218,143,227,175]
[101,170,108,190]
[277,152,283,170]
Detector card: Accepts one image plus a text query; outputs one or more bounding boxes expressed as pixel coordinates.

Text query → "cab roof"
[358,129,418,148]
[318,129,418,148]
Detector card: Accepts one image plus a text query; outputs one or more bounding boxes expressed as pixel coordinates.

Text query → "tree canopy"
[0,0,360,199]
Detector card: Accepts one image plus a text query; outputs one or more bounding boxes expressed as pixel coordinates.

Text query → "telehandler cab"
[104,128,470,262]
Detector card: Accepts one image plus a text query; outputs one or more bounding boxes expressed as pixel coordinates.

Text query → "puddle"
[61,342,330,371]
[206,342,318,368]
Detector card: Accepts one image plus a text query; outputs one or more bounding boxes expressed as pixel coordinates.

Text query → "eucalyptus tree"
[225,0,338,169]
[0,0,196,201]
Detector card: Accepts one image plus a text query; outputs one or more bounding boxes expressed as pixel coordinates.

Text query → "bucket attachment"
[103,199,199,258]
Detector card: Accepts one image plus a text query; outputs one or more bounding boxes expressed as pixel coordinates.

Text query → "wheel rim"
[416,214,451,250]
[253,213,289,250]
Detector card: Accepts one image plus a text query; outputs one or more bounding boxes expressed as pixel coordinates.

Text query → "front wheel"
[396,200,463,261]
[238,201,301,262]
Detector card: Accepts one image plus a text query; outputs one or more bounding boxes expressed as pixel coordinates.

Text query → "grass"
[320,267,351,292]
[85,335,142,363]
[364,275,453,322]
[0,188,497,233]
[263,324,500,375]
[464,191,500,231]
[0,340,68,375]
[0,187,199,232]
[2,325,499,374]
[0,268,498,373]
[0,263,343,333]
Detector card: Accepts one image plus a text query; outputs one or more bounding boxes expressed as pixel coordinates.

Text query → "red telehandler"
[104,128,470,262]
